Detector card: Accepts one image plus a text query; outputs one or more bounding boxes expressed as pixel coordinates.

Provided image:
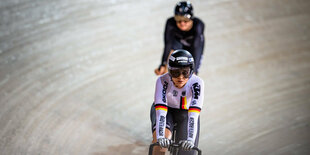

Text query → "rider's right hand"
[158,138,172,148]
[154,65,167,75]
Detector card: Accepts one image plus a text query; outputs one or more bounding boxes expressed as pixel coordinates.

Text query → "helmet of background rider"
[174,1,194,19]
[168,49,195,78]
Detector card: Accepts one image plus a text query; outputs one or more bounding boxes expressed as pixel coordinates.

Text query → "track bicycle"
[148,123,202,155]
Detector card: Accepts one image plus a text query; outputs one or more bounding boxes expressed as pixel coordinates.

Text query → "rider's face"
[170,67,190,88]
[175,15,193,31]
[172,74,189,88]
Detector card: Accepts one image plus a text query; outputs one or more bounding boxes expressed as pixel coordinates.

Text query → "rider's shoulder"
[167,17,175,21]
[166,17,177,27]
[188,74,204,85]
[193,17,204,29]
[156,73,171,84]
[193,17,204,24]
[162,73,171,81]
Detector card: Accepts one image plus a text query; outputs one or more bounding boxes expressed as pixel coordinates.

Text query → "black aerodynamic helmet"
[168,49,195,77]
[174,1,194,19]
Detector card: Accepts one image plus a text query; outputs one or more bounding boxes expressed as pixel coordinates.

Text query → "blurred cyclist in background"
[151,50,204,155]
[155,1,205,75]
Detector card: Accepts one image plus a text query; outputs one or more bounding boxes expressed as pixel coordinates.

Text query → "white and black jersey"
[153,73,204,142]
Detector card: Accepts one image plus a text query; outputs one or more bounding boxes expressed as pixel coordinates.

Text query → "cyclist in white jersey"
[150,49,204,155]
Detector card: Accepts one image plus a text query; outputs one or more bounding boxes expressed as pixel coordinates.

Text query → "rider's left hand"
[158,138,172,148]
[179,140,194,151]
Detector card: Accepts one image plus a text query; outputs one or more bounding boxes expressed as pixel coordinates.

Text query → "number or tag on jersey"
[182,91,186,96]
[173,90,178,97]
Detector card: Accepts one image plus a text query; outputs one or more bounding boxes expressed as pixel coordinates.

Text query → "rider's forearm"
[188,79,204,142]
[161,44,173,67]
[155,104,168,139]
[192,20,205,73]
[162,20,175,67]
[192,34,204,73]
[187,109,200,142]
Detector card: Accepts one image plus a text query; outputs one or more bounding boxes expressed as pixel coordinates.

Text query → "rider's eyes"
[182,71,189,75]
[182,71,190,78]
[170,69,190,78]
[176,20,189,23]
[171,70,181,77]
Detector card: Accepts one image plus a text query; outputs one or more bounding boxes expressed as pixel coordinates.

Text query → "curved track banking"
[0,0,310,154]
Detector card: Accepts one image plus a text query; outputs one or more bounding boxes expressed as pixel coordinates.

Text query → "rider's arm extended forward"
[160,18,175,68]
[192,19,205,74]
[154,77,169,139]
[187,79,204,142]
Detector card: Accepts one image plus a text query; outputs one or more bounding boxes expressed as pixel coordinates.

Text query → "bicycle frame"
[148,142,201,155]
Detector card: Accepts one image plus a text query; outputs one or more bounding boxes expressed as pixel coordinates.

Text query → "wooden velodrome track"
[0,0,309,154]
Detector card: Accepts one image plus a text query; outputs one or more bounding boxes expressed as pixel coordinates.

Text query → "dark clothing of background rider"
[160,17,205,74]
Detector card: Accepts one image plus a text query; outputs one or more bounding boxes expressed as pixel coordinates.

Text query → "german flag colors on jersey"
[188,106,201,113]
[180,96,188,110]
[155,104,168,111]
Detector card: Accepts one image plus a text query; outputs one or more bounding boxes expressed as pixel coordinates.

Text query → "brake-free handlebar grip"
[148,142,201,155]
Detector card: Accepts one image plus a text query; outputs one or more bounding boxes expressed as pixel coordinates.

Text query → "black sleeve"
[160,18,175,67]
[192,19,205,74]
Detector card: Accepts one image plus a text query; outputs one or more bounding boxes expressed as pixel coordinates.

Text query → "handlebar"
[148,142,201,155]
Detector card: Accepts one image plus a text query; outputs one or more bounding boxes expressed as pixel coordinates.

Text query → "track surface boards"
[0,0,310,154]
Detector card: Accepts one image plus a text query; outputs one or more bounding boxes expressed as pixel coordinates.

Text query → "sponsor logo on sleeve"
[162,81,168,103]
[192,83,200,99]
[159,116,165,136]
[191,100,197,105]
[188,117,194,138]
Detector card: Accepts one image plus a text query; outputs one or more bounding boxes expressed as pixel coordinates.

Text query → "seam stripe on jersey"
[189,107,201,113]
[183,96,187,109]
[180,96,187,110]
[155,104,168,107]
[155,104,168,111]
[156,107,168,111]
